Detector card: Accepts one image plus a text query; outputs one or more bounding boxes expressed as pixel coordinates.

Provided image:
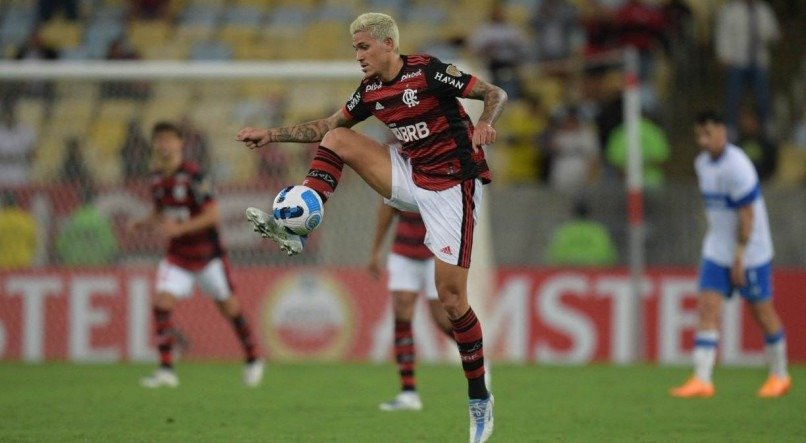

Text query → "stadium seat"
[179,5,222,27]
[222,5,264,26]
[302,22,349,59]
[30,134,67,184]
[0,5,37,49]
[38,19,82,51]
[128,21,172,53]
[15,98,45,132]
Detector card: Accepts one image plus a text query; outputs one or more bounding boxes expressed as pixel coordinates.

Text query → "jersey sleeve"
[727,154,760,208]
[342,83,373,122]
[425,57,477,98]
[190,170,215,206]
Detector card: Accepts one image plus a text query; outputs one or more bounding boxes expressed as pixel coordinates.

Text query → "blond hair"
[349,13,399,51]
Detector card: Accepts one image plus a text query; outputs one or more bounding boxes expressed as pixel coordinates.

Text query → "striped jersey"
[694,144,773,267]
[342,54,492,191]
[391,210,432,260]
[150,161,224,270]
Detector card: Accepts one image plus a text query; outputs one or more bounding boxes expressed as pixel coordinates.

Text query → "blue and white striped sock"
[764,330,788,378]
[693,330,719,382]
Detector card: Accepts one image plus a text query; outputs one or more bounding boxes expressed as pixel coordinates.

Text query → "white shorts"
[155,258,233,301]
[387,252,438,300]
[385,145,483,267]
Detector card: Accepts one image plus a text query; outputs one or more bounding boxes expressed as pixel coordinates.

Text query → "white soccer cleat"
[379,391,423,411]
[243,360,265,388]
[245,207,305,256]
[140,368,179,388]
[468,395,494,443]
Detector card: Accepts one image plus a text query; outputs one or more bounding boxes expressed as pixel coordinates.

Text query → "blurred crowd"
[0,0,804,269]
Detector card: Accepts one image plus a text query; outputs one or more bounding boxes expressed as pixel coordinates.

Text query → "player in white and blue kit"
[670,111,790,398]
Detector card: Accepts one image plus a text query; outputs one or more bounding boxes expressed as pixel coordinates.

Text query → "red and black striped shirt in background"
[342,54,492,191]
[391,210,432,260]
[151,161,224,271]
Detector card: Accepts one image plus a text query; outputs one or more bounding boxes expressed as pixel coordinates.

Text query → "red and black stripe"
[394,320,416,391]
[451,307,488,399]
[456,180,475,268]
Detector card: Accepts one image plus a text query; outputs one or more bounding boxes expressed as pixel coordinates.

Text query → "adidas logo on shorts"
[440,246,453,255]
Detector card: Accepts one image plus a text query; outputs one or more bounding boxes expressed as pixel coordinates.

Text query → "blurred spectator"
[14,29,59,61]
[546,201,618,267]
[0,192,38,269]
[501,95,549,184]
[614,0,667,78]
[581,3,619,57]
[529,0,580,63]
[606,116,670,189]
[101,37,151,100]
[120,119,151,180]
[794,111,806,149]
[38,0,79,22]
[468,2,529,99]
[61,137,93,186]
[180,117,211,173]
[0,102,37,187]
[545,106,600,195]
[716,0,780,139]
[737,105,777,180]
[56,185,118,267]
[130,0,171,20]
[13,28,58,105]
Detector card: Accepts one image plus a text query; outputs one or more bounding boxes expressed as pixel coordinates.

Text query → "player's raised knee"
[321,127,357,151]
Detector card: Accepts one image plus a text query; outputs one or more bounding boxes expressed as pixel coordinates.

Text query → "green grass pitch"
[1,363,804,442]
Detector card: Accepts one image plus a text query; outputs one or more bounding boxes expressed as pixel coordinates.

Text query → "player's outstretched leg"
[141,300,179,388]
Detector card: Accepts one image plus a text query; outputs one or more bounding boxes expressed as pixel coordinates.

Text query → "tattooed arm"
[235,109,355,149]
[465,78,507,149]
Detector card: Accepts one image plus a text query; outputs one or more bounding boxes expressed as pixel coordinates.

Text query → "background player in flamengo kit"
[367,200,454,411]
[670,111,790,398]
[237,12,505,443]
[133,121,264,389]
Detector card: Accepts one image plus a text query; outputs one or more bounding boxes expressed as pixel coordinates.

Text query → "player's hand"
[367,254,382,280]
[128,217,152,234]
[731,256,746,287]
[235,127,271,150]
[472,121,496,152]
[160,219,184,240]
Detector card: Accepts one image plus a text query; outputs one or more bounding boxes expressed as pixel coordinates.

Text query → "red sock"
[302,146,343,202]
[231,313,258,363]
[394,320,416,391]
[451,307,488,399]
[153,308,173,369]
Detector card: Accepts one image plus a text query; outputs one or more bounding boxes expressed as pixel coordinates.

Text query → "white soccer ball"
[272,185,324,236]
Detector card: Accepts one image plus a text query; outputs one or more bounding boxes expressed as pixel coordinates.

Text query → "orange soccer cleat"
[669,376,715,398]
[757,375,791,398]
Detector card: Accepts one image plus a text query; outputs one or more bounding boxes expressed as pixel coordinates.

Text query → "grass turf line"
[0,363,804,442]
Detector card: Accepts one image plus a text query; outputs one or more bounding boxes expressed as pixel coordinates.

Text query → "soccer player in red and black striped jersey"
[133,121,263,389]
[367,199,454,411]
[237,13,505,442]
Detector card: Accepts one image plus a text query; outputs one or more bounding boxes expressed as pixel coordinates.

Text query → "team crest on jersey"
[446,64,462,77]
[402,89,419,108]
[173,184,187,201]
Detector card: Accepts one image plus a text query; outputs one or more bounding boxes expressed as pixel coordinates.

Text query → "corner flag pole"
[624,47,645,362]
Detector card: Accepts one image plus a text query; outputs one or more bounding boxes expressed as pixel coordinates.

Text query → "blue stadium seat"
[0,5,37,49]
[190,39,233,60]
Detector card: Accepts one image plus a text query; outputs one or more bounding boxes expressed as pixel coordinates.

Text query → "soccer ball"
[272,185,324,236]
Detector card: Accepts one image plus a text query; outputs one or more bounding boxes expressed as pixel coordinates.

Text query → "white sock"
[765,330,788,378]
[693,330,719,382]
